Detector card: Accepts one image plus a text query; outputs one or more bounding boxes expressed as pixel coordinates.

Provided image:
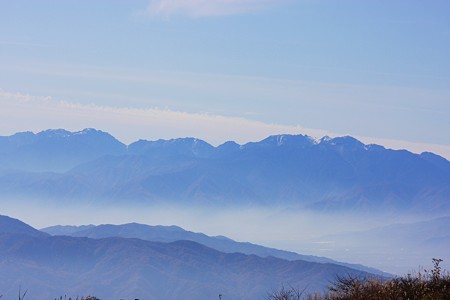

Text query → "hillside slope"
[0,216,375,300]
[42,222,387,276]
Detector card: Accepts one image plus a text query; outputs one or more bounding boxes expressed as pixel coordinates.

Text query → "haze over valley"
[1,128,449,277]
[1,0,449,298]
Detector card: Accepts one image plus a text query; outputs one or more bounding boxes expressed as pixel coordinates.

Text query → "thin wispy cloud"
[145,0,281,18]
[1,89,449,160]
[0,89,311,145]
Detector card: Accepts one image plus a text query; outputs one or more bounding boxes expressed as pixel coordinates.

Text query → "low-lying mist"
[2,197,448,275]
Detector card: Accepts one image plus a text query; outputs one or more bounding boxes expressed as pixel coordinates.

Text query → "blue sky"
[1,0,450,158]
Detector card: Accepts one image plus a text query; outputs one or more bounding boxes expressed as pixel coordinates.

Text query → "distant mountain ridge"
[0,215,376,299]
[0,129,449,213]
[0,215,48,238]
[41,222,388,276]
[0,128,126,172]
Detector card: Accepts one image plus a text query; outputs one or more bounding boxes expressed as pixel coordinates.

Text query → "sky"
[1,0,450,159]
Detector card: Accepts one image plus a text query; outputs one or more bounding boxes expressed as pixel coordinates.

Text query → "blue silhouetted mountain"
[41,222,388,276]
[128,137,215,158]
[0,215,377,299]
[420,152,450,175]
[0,215,48,238]
[0,130,449,213]
[42,224,95,236]
[0,128,126,172]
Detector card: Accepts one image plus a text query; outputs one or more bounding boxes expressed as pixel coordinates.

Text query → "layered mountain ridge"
[0,215,376,299]
[0,128,449,213]
[41,222,387,276]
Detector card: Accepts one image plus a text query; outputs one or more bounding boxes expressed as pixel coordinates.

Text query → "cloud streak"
[1,89,450,161]
[0,89,313,145]
[145,0,281,17]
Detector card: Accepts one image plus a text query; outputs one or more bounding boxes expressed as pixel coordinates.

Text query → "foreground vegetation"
[3,260,449,300]
[269,259,450,300]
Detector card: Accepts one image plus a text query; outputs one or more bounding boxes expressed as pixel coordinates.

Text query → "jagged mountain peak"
[241,134,316,150]
[1,131,36,147]
[217,140,241,152]
[10,131,35,138]
[75,128,99,134]
[3,128,116,143]
[0,128,126,172]
[265,134,314,146]
[37,128,119,140]
[128,136,214,157]
[320,135,365,148]
[168,137,213,149]
[37,128,72,138]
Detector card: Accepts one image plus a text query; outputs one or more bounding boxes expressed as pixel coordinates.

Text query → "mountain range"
[0,128,449,214]
[41,222,387,276]
[0,215,376,300]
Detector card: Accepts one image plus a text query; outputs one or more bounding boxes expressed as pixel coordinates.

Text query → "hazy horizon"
[1,0,449,292]
[1,0,450,159]
[3,197,448,275]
